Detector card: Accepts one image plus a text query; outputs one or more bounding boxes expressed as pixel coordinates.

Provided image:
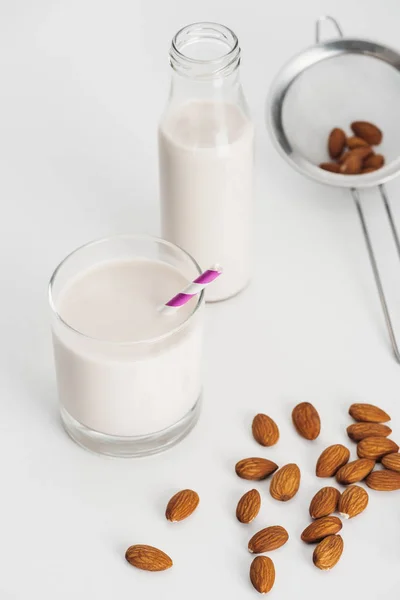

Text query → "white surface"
[2,1,400,598]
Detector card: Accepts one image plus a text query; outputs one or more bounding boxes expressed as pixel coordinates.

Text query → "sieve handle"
[352,187,400,363]
[315,16,343,43]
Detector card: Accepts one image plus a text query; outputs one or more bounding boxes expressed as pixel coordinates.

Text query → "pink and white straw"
[161,264,222,313]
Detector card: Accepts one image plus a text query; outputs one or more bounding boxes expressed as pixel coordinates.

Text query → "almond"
[338,485,368,519]
[270,463,301,501]
[252,413,279,447]
[347,422,392,442]
[381,453,400,473]
[339,147,372,163]
[292,402,321,440]
[338,150,351,164]
[362,166,379,173]
[328,128,346,159]
[364,154,385,169]
[356,146,374,158]
[309,487,341,519]
[336,458,375,484]
[165,489,199,522]
[351,121,382,145]
[320,162,340,173]
[316,444,350,477]
[235,458,278,481]
[301,516,342,543]
[366,469,400,491]
[313,535,344,570]
[125,545,173,571]
[248,525,289,553]
[357,437,399,461]
[347,136,369,149]
[340,153,362,174]
[250,556,275,594]
[236,489,261,524]
[349,403,390,423]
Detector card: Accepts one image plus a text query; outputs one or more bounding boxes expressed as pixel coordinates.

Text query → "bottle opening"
[170,22,241,78]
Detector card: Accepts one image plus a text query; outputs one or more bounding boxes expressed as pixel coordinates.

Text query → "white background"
[2,0,400,598]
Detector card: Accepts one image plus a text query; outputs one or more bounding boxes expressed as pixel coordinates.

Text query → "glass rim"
[48,234,205,346]
[171,21,240,67]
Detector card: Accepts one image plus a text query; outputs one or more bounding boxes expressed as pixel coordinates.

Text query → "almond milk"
[51,256,203,442]
[159,100,254,301]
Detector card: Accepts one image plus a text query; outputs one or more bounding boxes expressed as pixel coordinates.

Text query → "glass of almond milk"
[49,235,204,457]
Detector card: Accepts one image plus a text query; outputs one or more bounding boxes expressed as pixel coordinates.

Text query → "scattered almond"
[313,535,344,570]
[252,413,279,447]
[236,489,261,524]
[125,545,173,571]
[366,469,400,491]
[351,121,382,145]
[349,403,391,423]
[235,458,278,481]
[320,162,341,173]
[381,453,400,473]
[316,444,350,477]
[250,556,275,594]
[165,489,199,522]
[340,153,363,174]
[335,458,375,485]
[347,136,369,149]
[270,463,301,501]
[301,516,342,543]
[292,402,321,440]
[248,525,289,553]
[347,422,392,442]
[364,154,385,169]
[357,437,399,461]
[309,487,341,519]
[338,485,368,519]
[328,128,346,159]
[362,167,379,173]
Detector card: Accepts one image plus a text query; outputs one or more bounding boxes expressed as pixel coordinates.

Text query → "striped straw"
[160,264,222,314]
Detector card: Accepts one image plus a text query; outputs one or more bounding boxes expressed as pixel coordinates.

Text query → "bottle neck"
[169,22,241,81]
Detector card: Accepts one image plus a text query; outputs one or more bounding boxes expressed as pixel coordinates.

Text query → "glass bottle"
[158,22,254,302]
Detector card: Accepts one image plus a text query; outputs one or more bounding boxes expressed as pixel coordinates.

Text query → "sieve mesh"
[282,53,400,167]
[268,36,400,188]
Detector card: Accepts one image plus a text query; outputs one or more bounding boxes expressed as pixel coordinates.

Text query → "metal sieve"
[267,16,400,363]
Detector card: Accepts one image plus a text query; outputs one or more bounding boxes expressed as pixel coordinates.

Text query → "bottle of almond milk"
[159,22,254,302]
